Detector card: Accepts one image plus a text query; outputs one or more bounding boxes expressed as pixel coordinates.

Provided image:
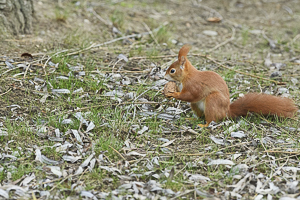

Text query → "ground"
[0,0,300,199]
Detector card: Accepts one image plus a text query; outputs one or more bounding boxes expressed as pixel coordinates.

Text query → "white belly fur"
[196,100,205,112]
[178,83,183,92]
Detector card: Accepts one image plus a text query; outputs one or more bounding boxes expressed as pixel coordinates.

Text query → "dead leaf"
[207,17,221,23]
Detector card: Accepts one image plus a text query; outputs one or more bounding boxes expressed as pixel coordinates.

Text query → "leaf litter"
[0,0,300,199]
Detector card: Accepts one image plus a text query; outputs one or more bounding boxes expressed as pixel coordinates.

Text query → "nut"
[163,81,178,97]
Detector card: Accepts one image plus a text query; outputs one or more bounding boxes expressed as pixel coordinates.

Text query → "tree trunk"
[0,0,34,35]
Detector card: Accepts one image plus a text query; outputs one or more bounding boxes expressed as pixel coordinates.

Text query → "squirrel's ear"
[180,56,185,69]
[178,44,191,61]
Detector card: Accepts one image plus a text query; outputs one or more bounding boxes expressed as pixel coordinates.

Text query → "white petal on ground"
[137,126,148,135]
[208,159,235,165]
[210,136,225,145]
[73,87,84,94]
[52,89,70,94]
[231,131,246,138]
[47,166,62,177]
[20,173,35,186]
[189,174,210,183]
[74,112,88,126]
[0,189,9,199]
[86,121,95,132]
[81,152,95,168]
[71,129,83,144]
[126,151,146,156]
[74,166,84,175]
[62,155,82,163]
[203,30,218,36]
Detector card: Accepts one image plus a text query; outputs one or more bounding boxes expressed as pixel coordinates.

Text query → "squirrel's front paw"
[164,82,178,98]
[165,91,174,98]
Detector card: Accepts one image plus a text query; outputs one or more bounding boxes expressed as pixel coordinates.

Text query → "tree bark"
[0,0,34,35]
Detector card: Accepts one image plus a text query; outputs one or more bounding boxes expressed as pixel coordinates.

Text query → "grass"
[110,10,125,30]
[63,29,92,48]
[241,28,249,46]
[1,0,300,198]
[155,25,172,44]
[54,7,69,23]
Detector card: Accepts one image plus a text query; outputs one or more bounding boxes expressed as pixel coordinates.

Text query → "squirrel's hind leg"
[198,92,230,127]
[191,102,204,118]
[191,102,207,126]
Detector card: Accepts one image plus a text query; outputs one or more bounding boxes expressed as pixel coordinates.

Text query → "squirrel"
[164,44,298,127]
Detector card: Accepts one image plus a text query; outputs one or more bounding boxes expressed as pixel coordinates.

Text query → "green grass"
[155,25,172,44]
[110,10,125,30]
[241,28,249,46]
[63,28,92,48]
[10,163,35,181]
[54,7,69,22]
[1,0,300,198]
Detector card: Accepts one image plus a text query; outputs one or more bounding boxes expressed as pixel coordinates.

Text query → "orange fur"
[164,45,298,126]
[229,93,297,118]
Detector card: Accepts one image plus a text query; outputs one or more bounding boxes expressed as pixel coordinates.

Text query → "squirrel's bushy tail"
[229,93,298,118]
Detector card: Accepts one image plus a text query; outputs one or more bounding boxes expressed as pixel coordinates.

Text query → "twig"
[174,141,252,157]
[207,26,236,52]
[263,151,300,154]
[49,176,68,192]
[142,22,159,46]
[259,116,293,136]
[58,101,174,116]
[78,168,89,184]
[174,163,187,177]
[262,30,276,49]
[170,189,195,200]
[78,121,89,142]
[31,192,37,200]
[0,88,12,96]
[109,145,126,161]
[129,54,177,60]
[261,158,289,189]
[111,58,122,74]
[203,55,286,85]
[23,63,31,79]
[192,0,223,20]
[42,49,70,75]
[260,136,273,168]
[63,32,151,58]
[129,52,285,85]
[89,69,150,74]
[128,154,147,165]
[39,32,151,75]
[0,66,24,76]
[30,171,88,187]
[88,32,151,49]
[90,8,112,27]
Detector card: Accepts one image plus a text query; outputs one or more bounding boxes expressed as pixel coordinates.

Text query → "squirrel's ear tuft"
[178,44,191,61]
[180,56,185,69]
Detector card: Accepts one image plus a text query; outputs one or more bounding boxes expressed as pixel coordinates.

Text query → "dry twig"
[0,88,12,96]
[207,26,236,52]
[109,145,126,161]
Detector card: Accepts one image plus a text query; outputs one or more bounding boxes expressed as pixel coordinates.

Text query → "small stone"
[249,30,262,34]
[84,19,90,24]
[270,71,282,78]
[203,30,218,36]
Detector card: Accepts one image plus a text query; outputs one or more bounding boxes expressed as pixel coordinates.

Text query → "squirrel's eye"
[170,69,176,73]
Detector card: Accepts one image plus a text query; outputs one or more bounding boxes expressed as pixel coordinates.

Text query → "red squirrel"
[164,44,298,127]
